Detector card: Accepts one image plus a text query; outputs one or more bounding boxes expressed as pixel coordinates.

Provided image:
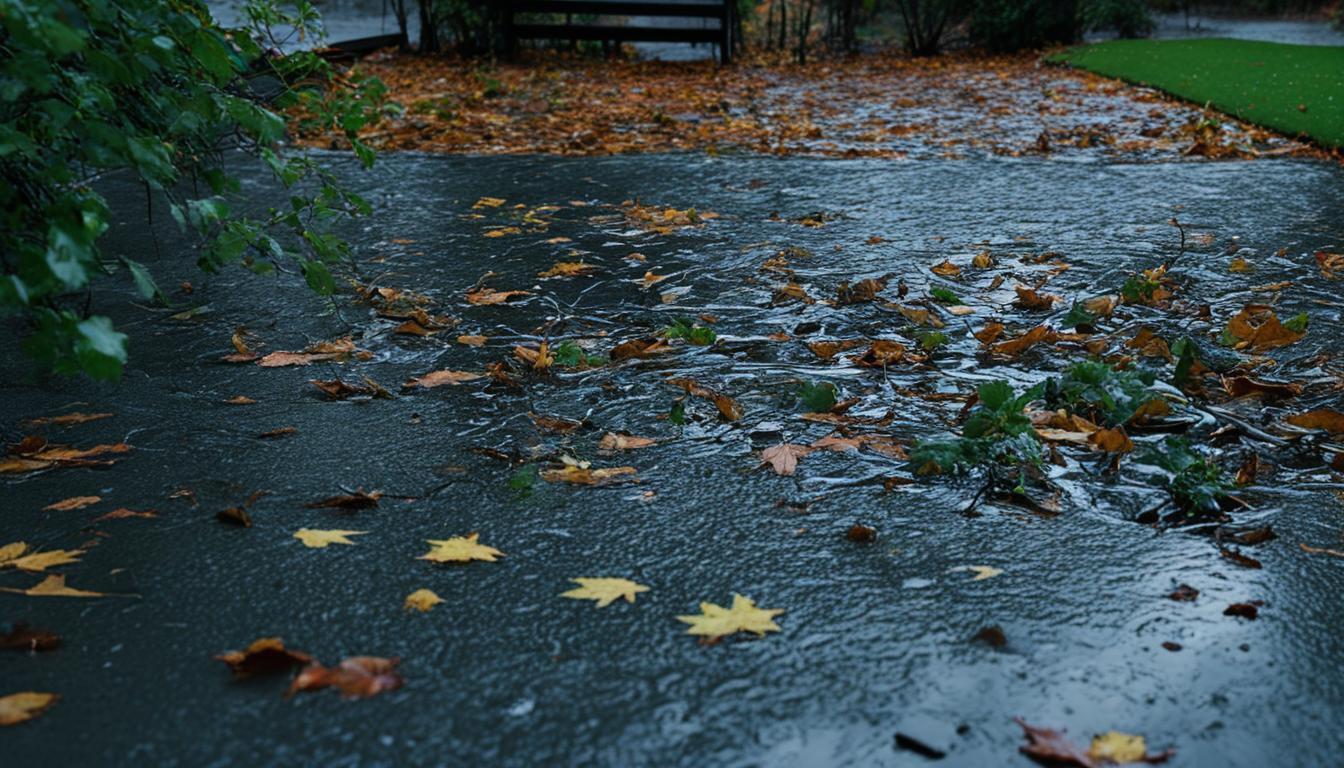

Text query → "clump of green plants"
[909,380,1045,475]
[1041,361,1165,427]
[1120,274,1161,304]
[551,340,606,368]
[1062,300,1098,331]
[1135,437,1232,515]
[661,318,716,345]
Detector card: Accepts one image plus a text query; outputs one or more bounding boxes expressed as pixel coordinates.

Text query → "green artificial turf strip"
[1052,38,1344,148]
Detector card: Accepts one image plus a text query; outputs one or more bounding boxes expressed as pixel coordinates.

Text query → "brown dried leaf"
[760,443,812,476]
[403,370,484,389]
[666,377,742,421]
[216,637,315,678]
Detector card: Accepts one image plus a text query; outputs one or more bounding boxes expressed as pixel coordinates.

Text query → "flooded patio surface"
[2,153,1344,766]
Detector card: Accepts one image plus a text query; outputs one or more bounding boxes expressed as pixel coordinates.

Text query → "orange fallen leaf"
[457,334,488,346]
[539,465,639,485]
[1286,409,1344,434]
[464,287,531,305]
[19,412,113,429]
[288,656,403,699]
[42,496,101,512]
[598,433,657,451]
[403,370,484,389]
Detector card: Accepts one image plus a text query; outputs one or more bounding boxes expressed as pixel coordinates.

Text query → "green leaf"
[75,316,128,381]
[121,258,166,304]
[301,260,336,295]
[930,287,962,305]
[796,381,837,413]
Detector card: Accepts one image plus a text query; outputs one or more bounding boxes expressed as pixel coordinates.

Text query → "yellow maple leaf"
[0,574,105,598]
[418,533,503,564]
[0,692,59,726]
[5,549,84,573]
[473,196,505,209]
[404,588,444,612]
[677,593,783,639]
[561,578,650,608]
[293,529,366,548]
[1089,731,1148,763]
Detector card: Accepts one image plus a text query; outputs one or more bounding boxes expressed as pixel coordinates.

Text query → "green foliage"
[668,398,687,425]
[1042,360,1162,426]
[795,381,837,413]
[1082,0,1153,38]
[661,318,717,345]
[551,340,606,368]
[929,286,962,304]
[969,0,1082,52]
[1,0,385,379]
[910,379,1045,474]
[1171,336,1198,387]
[1062,300,1098,330]
[1120,274,1160,304]
[508,463,537,498]
[1284,312,1310,332]
[1136,436,1232,514]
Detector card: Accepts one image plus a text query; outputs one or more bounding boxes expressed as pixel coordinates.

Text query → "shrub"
[968,0,1082,52]
[0,0,383,379]
[1084,0,1154,38]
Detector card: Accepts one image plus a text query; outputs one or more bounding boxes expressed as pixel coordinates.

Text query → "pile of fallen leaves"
[288,50,1326,161]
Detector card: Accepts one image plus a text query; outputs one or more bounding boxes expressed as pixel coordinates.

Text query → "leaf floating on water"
[304,490,381,510]
[456,334,488,346]
[666,377,741,421]
[256,337,360,368]
[610,337,672,362]
[1089,732,1165,765]
[93,507,157,522]
[418,533,504,564]
[464,287,531,305]
[677,594,783,641]
[1014,285,1058,311]
[42,496,101,512]
[403,370,484,389]
[1221,305,1305,351]
[850,340,910,368]
[0,692,58,726]
[538,261,600,279]
[1285,409,1344,434]
[473,196,505,209]
[760,443,812,476]
[0,440,131,475]
[289,656,404,700]
[293,529,367,548]
[0,622,61,652]
[215,637,315,678]
[560,578,650,608]
[19,412,112,429]
[598,433,656,451]
[539,465,638,485]
[951,565,1002,581]
[0,574,105,598]
[930,259,961,277]
[1016,719,1172,767]
[404,588,444,612]
[3,549,84,573]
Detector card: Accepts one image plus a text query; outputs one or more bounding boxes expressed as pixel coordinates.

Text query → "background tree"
[0,0,385,380]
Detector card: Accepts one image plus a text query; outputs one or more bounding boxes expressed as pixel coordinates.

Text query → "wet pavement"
[3,153,1344,766]
[1148,12,1344,47]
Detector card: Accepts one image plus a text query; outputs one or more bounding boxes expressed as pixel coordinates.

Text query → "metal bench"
[501,0,734,63]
